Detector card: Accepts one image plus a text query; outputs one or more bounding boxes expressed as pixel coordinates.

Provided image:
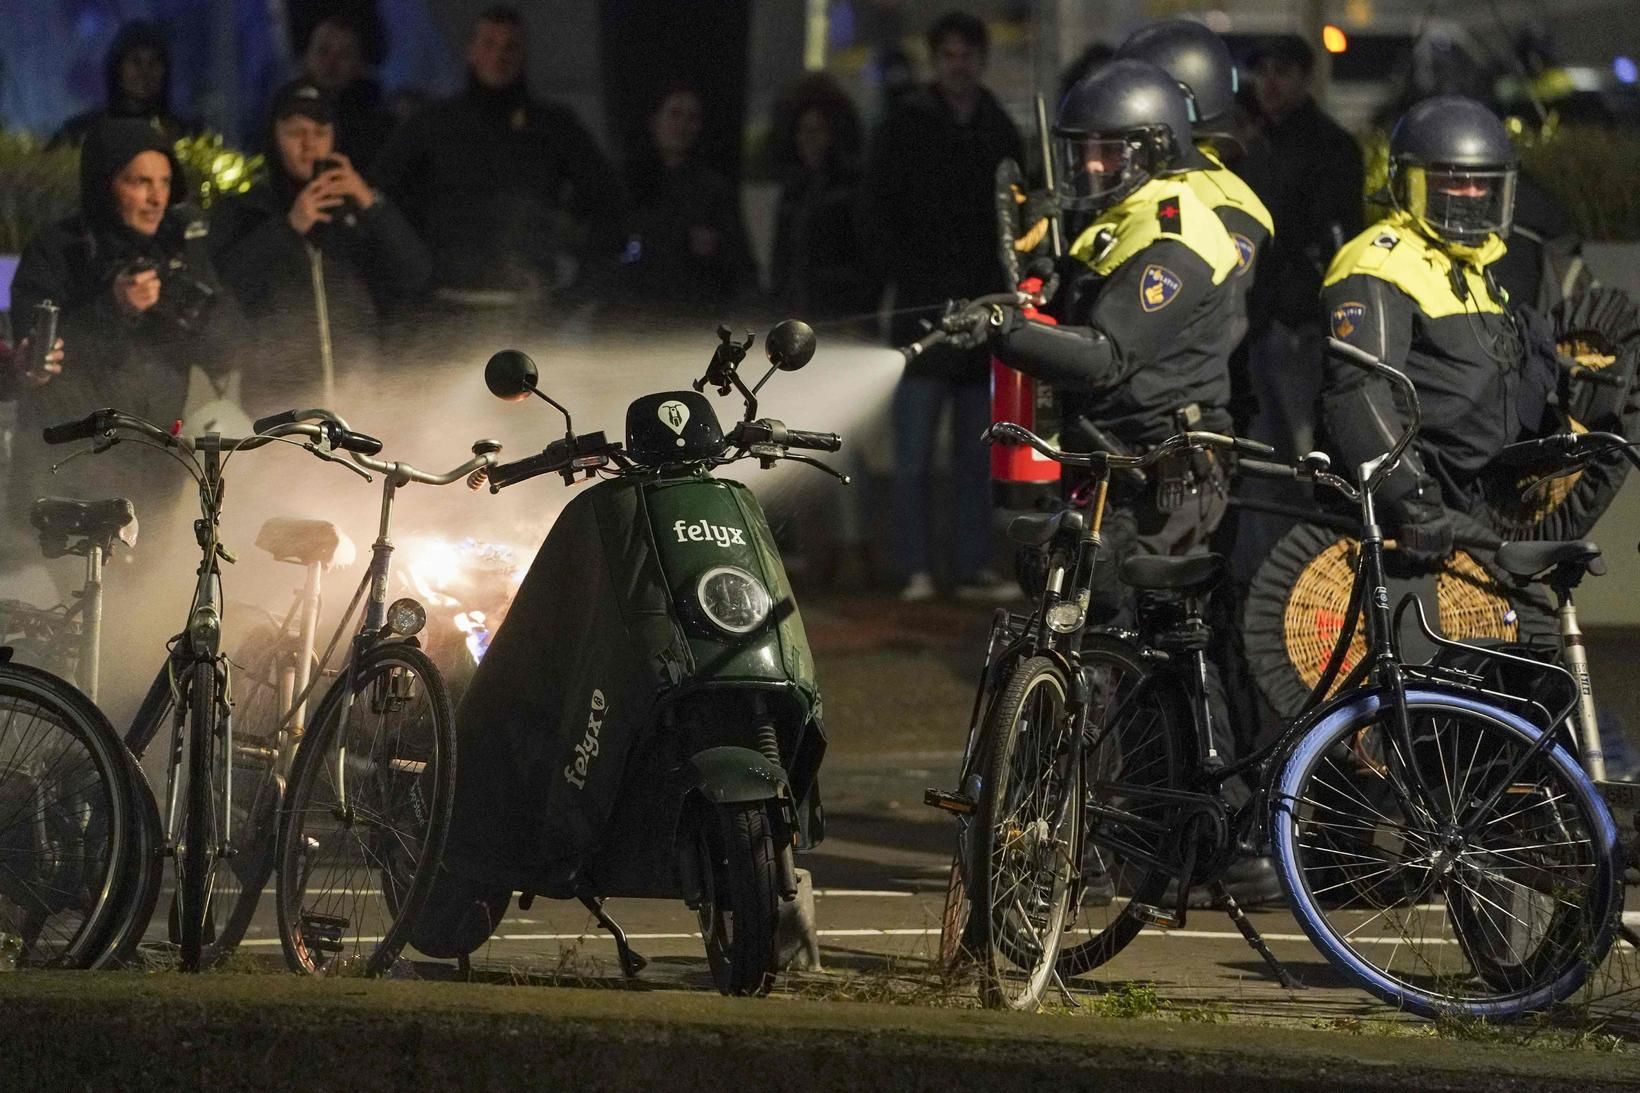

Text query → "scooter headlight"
[696,566,772,635]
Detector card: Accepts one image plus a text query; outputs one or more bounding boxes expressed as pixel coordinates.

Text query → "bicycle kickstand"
[1212,882,1303,991]
[579,894,648,979]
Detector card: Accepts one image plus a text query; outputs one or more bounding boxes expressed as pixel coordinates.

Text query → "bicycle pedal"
[1129,902,1184,929]
[924,789,976,815]
[300,912,350,954]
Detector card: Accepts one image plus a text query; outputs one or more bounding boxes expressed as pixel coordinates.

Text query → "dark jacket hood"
[78,116,186,237]
[103,21,172,114]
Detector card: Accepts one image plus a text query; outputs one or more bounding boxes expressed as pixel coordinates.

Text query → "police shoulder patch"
[1140,264,1183,313]
[1156,197,1182,233]
[1331,301,1366,339]
[1231,232,1255,276]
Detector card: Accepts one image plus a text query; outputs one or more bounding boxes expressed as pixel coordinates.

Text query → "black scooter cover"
[440,477,689,897]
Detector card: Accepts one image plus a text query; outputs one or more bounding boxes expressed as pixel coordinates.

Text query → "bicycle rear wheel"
[276,642,454,975]
[971,656,1081,1010]
[0,660,136,968]
[1273,687,1621,1019]
[1057,634,1182,978]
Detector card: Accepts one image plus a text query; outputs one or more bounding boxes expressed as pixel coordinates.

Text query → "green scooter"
[414,321,844,995]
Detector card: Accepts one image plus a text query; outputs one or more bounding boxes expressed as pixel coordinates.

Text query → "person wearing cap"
[1236,34,1364,461]
[1320,95,1556,566]
[210,78,432,414]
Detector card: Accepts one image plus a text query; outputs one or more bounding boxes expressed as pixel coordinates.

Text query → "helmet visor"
[1404,166,1518,243]
[1053,133,1142,212]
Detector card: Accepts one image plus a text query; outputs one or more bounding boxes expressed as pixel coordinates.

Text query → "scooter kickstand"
[580,895,647,979]
[1621,924,1640,951]
[1213,882,1303,991]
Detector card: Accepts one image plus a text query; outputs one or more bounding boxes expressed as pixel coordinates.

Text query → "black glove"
[940,300,1015,351]
[1388,494,1454,566]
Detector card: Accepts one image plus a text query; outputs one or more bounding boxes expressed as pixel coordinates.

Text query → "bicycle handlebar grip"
[1237,458,1297,480]
[1326,336,1382,371]
[253,409,299,435]
[785,429,842,453]
[336,429,384,456]
[1230,436,1277,457]
[1495,435,1576,467]
[486,449,563,491]
[42,410,106,444]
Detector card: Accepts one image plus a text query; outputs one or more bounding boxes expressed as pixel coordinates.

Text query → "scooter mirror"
[765,320,817,372]
[485,350,539,402]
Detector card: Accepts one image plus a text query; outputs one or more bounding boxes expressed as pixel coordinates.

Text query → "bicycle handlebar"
[248,407,496,485]
[983,421,1267,469]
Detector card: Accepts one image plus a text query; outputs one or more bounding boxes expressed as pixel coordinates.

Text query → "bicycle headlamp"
[385,597,427,638]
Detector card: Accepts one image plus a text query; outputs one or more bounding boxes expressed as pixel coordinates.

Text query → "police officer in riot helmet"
[1116,19,1271,353]
[949,58,1283,906]
[1320,95,1551,565]
[955,58,1240,626]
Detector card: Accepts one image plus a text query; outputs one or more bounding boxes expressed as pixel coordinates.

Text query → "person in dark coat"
[371,4,621,301]
[49,21,197,150]
[211,79,433,415]
[8,117,245,552]
[767,74,877,328]
[864,11,1023,601]
[300,14,399,172]
[1236,34,1365,455]
[619,84,757,322]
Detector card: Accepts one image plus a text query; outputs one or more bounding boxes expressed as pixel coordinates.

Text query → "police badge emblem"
[1140,265,1183,313]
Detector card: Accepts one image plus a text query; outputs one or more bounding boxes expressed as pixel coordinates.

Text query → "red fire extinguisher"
[990,273,1061,509]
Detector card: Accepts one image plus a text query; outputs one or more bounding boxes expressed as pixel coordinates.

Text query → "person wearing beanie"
[49,20,197,150]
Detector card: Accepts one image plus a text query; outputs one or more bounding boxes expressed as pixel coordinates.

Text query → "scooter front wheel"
[696,801,780,996]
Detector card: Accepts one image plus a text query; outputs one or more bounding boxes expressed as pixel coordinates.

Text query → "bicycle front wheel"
[0,661,136,968]
[276,642,455,975]
[178,660,224,972]
[971,656,1081,1010]
[1273,687,1621,1019]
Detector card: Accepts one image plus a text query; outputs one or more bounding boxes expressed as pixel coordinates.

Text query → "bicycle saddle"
[255,517,357,570]
[1494,539,1605,580]
[1007,510,1086,548]
[1119,552,1225,595]
[30,496,138,548]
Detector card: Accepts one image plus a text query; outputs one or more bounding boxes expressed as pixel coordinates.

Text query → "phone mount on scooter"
[693,320,817,423]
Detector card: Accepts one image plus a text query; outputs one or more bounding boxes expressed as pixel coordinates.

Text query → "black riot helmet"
[1389,95,1519,246]
[1116,20,1237,129]
[625,390,726,464]
[1053,59,1197,214]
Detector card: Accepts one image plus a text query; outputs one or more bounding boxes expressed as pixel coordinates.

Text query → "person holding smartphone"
[211,78,432,413]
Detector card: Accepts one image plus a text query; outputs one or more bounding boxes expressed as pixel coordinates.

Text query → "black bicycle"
[931,340,1623,1018]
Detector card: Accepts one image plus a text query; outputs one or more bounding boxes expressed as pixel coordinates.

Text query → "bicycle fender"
[683,746,789,804]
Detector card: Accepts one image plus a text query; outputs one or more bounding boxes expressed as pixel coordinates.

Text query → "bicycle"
[225,408,499,975]
[0,640,147,969]
[38,405,460,974]
[929,340,1624,1018]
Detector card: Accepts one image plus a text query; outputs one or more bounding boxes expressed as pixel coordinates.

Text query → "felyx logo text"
[674,519,746,548]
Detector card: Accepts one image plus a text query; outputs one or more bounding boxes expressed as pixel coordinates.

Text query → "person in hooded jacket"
[211,79,432,415]
[8,116,244,554]
[49,21,197,150]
